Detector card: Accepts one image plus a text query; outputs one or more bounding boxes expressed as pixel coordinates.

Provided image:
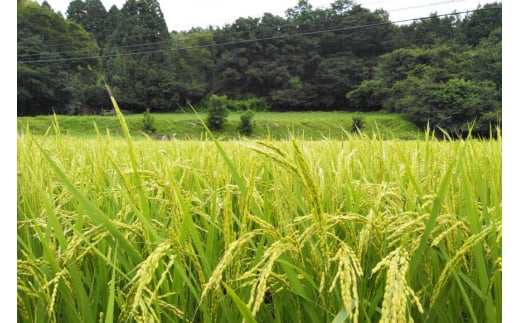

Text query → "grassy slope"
[17,111,421,140]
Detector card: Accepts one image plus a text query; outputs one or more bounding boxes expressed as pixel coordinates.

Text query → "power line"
[166,0,468,31]
[18,0,479,53]
[18,7,500,64]
[385,0,469,14]
[18,39,171,59]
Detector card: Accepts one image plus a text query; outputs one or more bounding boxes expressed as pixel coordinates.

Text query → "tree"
[330,0,354,15]
[103,0,179,112]
[18,0,501,119]
[142,108,155,133]
[237,110,255,136]
[459,2,502,46]
[285,0,314,24]
[172,28,217,104]
[398,13,460,47]
[346,79,386,111]
[17,0,101,115]
[430,78,500,135]
[66,0,108,47]
[345,6,502,136]
[349,45,501,135]
[205,1,397,110]
[206,94,229,131]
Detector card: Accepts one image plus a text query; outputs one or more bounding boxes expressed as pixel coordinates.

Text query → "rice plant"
[17,111,501,322]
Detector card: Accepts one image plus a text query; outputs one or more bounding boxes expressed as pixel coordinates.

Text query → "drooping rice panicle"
[17,127,501,323]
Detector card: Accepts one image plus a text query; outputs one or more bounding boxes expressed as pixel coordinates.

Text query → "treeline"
[17,0,501,135]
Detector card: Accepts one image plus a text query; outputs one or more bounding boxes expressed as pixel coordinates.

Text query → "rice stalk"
[329,242,363,323]
[372,247,423,323]
[244,239,296,319]
[429,223,495,311]
[124,240,173,322]
[200,230,263,302]
[46,268,69,323]
[17,130,501,322]
[487,256,501,297]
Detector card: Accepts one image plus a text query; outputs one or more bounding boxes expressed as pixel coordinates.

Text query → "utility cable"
[18,7,500,64]
[17,0,477,53]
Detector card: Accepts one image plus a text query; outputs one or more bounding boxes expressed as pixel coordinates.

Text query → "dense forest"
[17,0,501,135]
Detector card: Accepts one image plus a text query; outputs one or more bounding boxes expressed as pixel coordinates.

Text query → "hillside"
[17,111,421,140]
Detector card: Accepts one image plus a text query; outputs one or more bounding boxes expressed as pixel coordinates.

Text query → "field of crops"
[17,119,501,322]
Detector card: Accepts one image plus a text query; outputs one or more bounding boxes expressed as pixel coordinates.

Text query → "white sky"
[38,0,495,31]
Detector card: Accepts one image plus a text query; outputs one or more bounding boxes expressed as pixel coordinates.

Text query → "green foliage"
[18,111,420,140]
[171,29,215,105]
[346,8,502,137]
[389,77,500,135]
[142,108,155,133]
[17,0,501,120]
[351,115,365,133]
[66,0,108,47]
[17,1,101,115]
[207,94,230,131]
[432,78,500,134]
[82,84,113,112]
[237,110,255,136]
[398,13,460,47]
[228,97,270,112]
[346,80,386,111]
[460,2,502,46]
[102,0,179,112]
[210,3,396,110]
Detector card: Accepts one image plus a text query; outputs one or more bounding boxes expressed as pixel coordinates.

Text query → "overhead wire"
[165,0,469,31]
[18,6,500,64]
[17,0,476,53]
[18,38,172,59]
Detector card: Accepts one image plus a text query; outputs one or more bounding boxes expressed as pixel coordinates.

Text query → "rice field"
[17,93,501,323]
[17,121,501,322]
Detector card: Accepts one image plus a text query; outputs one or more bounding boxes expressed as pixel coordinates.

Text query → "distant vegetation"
[17,0,501,136]
[17,111,421,140]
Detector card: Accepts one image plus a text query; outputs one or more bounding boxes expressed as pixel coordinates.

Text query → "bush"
[228,97,270,112]
[238,110,255,136]
[391,77,500,136]
[142,108,155,133]
[351,115,365,133]
[346,80,386,112]
[207,94,229,131]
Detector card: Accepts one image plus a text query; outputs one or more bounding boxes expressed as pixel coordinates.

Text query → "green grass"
[17,111,421,140]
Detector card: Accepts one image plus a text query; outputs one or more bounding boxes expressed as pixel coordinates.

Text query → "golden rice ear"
[372,248,423,323]
[17,127,502,323]
[200,230,264,302]
[429,224,495,311]
[329,243,363,323]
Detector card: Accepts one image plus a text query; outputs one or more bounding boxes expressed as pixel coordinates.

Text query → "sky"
[38,0,495,32]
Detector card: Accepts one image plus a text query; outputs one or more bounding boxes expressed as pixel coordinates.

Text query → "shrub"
[228,97,270,112]
[391,78,500,136]
[238,110,255,136]
[142,108,155,133]
[346,80,386,112]
[351,115,365,133]
[207,94,230,131]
